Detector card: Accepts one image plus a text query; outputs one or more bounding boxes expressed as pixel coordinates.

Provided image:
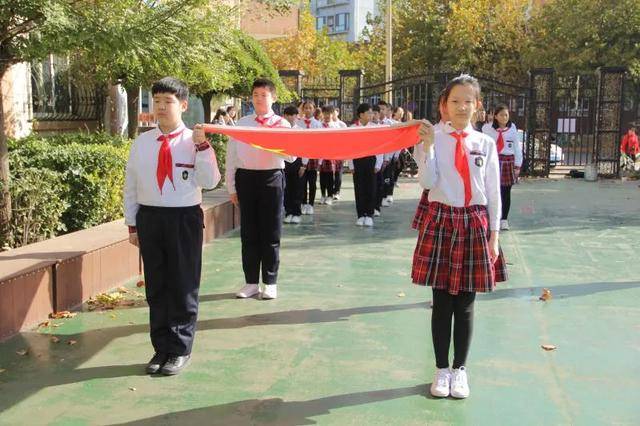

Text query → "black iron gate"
[277,67,632,177]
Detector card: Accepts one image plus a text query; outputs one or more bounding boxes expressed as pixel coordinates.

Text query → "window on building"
[335,13,349,32]
[316,16,326,31]
[326,15,334,32]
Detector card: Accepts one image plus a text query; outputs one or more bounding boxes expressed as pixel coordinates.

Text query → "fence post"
[594,67,626,177]
[339,69,364,123]
[526,68,555,177]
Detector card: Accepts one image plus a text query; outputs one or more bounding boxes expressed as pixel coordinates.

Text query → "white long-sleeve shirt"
[418,123,501,231]
[348,121,383,169]
[123,123,221,226]
[225,111,293,195]
[482,122,523,167]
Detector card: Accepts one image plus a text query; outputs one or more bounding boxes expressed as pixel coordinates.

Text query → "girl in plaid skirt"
[412,75,508,399]
[482,104,522,230]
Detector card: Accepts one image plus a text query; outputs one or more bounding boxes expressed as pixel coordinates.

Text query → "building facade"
[310,0,378,42]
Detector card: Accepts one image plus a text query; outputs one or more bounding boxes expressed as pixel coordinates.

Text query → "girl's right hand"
[417,119,435,150]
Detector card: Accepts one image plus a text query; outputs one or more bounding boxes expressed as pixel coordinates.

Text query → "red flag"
[203,122,421,160]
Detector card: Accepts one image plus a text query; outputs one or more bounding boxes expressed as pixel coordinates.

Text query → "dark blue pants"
[137,205,203,356]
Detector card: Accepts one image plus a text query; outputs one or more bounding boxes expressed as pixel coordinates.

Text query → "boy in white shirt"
[124,77,221,376]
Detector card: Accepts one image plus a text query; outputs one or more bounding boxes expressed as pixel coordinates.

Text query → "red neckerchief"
[450,131,472,206]
[156,129,184,194]
[496,127,508,153]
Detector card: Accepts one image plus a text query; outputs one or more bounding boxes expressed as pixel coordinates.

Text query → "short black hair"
[377,100,389,107]
[321,105,335,114]
[252,78,277,95]
[283,105,299,116]
[152,77,189,101]
[372,105,381,113]
[356,103,371,116]
[226,105,236,112]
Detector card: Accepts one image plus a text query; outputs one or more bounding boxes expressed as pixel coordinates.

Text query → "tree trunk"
[0,66,12,247]
[201,91,214,124]
[124,84,140,139]
[105,83,128,136]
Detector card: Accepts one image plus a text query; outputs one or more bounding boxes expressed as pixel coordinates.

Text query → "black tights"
[431,289,476,369]
[501,185,512,220]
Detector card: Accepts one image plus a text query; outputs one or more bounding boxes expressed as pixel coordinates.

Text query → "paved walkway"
[1,177,639,425]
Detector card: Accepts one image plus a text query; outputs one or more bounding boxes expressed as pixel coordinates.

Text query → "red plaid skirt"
[411,190,430,231]
[499,154,517,187]
[412,202,508,294]
[320,160,335,173]
[307,159,319,171]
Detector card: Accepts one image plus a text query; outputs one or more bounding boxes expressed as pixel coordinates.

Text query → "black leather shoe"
[146,353,167,374]
[161,354,191,375]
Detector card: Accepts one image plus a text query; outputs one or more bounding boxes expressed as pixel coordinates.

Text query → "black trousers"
[136,205,203,356]
[333,165,343,195]
[431,289,476,369]
[501,185,512,220]
[235,168,284,285]
[375,170,385,210]
[320,171,335,198]
[353,156,376,218]
[284,158,303,216]
[383,161,396,197]
[303,169,317,206]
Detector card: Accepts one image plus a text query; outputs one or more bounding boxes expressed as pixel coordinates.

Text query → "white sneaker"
[381,198,391,207]
[325,198,333,206]
[262,284,277,300]
[387,196,394,203]
[291,215,301,224]
[301,204,309,215]
[374,209,381,217]
[307,205,314,215]
[333,193,341,201]
[430,368,451,398]
[364,217,374,227]
[284,215,293,224]
[236,284,260,299]
[500,219,510,231]
[319,197,326,205]
[356,217,365,226]
[450,367,470,399]
[394,182,400,188]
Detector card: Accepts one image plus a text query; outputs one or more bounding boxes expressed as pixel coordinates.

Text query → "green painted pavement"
[1,177,639,425]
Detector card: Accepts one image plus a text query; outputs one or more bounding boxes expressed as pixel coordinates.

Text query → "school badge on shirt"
[474,156,484,167]
[182,170,189,180]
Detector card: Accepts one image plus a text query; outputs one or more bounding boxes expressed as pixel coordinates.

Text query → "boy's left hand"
[193,124,206,145]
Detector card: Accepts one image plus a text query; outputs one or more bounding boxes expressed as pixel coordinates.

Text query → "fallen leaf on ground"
[52,323,61,328]
[129,387,136,391]
[117,287,129,293]
[38,321,51,328]
[136,280,145,288]
[67,340,77,346]
[49,311,77,319]
[541,344,557,351]
[0,368,6,374]
[51,336,60,343]
[539,288,552,301]
[16,349,28,356]
[110,314,117,319]
[397,292,406,297]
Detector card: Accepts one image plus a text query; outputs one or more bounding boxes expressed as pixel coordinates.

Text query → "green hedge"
[6,132,130,248]
[5,130,226,248]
